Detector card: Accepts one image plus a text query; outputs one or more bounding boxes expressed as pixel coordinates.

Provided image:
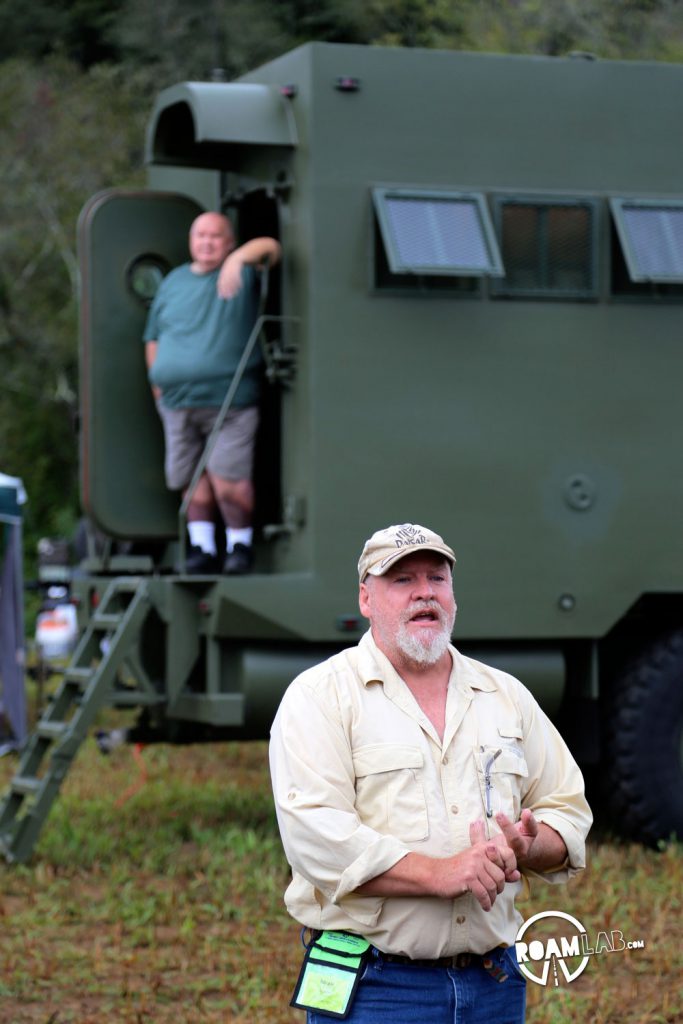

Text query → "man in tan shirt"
[270,523,592,1023]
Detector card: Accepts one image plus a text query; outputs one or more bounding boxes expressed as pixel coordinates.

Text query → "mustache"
[400,600,447,625]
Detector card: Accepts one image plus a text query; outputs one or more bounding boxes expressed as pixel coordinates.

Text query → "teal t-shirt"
[143,262,262,409]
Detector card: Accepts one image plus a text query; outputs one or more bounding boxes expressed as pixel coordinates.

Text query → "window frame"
[491,195,599,300]
[610,197,683,284]
[372,187,504,279]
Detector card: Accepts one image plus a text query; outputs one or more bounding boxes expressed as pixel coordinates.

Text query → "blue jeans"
[307,947,526,1024]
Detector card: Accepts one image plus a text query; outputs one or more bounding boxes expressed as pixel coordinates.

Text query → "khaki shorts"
[157,404,259,490]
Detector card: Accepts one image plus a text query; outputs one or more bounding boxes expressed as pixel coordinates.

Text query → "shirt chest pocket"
[475,727,528,821]
[352,744,429,844]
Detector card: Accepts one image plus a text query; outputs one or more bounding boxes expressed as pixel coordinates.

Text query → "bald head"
[189,212,235,273]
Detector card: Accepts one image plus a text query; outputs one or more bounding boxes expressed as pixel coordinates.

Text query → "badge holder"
[291,930,371,1019]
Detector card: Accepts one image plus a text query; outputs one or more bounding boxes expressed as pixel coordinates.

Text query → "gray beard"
[396,621,452,666]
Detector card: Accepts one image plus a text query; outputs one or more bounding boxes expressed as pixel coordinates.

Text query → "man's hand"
[493,810,569,873]
[470,811,539,872]
[469,820,521,884]
[447,822,522,911]
[217,253,245,299]
[357,834,518,912]
[395,845,505,912]
[494,809,539,865]
[356,815,546,912]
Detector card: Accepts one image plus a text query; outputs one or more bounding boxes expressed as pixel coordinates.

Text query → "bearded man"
[269,523,592,1024]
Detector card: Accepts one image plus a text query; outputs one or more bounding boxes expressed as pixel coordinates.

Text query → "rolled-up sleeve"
[269,673,410,903]
[518,686,593,883]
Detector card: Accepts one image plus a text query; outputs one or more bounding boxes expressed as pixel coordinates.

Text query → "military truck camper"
[1,43,682,863]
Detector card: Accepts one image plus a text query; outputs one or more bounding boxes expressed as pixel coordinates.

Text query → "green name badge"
[291,931,371,1019]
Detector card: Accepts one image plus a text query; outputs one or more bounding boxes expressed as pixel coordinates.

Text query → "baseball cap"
[358,523,456,581]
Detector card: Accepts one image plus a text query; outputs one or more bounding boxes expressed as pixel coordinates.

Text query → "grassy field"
[0,736,680,1024]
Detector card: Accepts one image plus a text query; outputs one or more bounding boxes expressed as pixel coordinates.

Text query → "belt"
[376,950,483,969]
[307,932,488,971]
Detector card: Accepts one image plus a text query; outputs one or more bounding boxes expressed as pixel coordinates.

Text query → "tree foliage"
[0,0,124,67]
[0,0,680,549]
[467,0,683,61]
[0,58,147,544]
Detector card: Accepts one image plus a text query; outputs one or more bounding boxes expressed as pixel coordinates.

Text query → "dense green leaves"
[0,0,123,66]
[468,0,683,60]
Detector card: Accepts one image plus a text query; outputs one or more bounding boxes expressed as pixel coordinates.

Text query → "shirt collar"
[357,629,497,696]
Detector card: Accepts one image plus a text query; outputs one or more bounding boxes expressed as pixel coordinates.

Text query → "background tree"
[0,57,147,544]
[467,0,683,60]
[0,0,124,66]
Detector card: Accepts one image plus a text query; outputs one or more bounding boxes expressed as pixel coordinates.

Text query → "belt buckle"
[452,953,473,969]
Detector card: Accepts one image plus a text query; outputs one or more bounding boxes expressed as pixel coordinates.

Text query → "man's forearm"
[518,822,568,873]
[232,237,282,267]
[356,852,444,897]
[357,833,520,913]
[356,819,567,908]
[217,239,282,298]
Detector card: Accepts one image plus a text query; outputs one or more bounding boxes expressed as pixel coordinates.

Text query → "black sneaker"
[222,543,253,575]
[181,545,219,574]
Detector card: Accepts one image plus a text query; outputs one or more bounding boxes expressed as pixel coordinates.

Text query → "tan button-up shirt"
[269,631,592,958]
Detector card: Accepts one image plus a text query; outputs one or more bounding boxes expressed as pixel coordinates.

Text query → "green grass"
[0,738,680,1023]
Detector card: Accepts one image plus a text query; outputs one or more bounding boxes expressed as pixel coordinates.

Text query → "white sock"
[226,527,253,553]
[188,521,217,555]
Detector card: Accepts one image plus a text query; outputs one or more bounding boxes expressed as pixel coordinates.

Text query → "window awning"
[373,188,504,277]
[610,198,683,283]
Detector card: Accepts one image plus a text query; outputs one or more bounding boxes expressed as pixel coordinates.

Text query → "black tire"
[606,629,683,845]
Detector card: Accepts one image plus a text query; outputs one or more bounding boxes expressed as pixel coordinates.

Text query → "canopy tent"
[0,474,27,752]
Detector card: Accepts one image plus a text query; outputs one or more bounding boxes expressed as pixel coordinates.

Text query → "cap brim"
[365,545,455,577]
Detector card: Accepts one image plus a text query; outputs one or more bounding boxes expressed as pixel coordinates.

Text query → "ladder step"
[92,613,122,631]
[63,667,93,687]
[11,776,41,796]
[35,721,69,741]
[0,577,151,863]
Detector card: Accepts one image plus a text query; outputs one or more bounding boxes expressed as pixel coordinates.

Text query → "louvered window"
[373,188,503,284]
[610,199,683,298]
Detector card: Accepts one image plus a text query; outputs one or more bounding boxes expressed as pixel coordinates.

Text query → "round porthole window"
[126,255,169,304]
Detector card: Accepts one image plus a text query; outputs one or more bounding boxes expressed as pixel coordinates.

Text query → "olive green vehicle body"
[82,43,683,718]
[2,44,682,861]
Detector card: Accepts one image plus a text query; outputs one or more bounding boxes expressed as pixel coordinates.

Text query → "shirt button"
[287,791,296,801]
[450,804,459,814]
[442,756,449,765]
[456,915,466,925]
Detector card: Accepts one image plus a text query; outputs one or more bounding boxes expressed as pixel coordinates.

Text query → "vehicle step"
[109,578,143,592]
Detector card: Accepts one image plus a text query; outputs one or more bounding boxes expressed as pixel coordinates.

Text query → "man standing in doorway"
[270,523,592,1023]
[144,211,281,574]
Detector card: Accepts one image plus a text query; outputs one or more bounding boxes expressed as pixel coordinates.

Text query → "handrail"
[176,293,299,572]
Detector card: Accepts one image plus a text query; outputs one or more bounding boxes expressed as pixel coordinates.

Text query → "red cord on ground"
[114,743,148,807]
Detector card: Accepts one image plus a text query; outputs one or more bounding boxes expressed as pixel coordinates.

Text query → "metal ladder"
[0,577,153,863]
